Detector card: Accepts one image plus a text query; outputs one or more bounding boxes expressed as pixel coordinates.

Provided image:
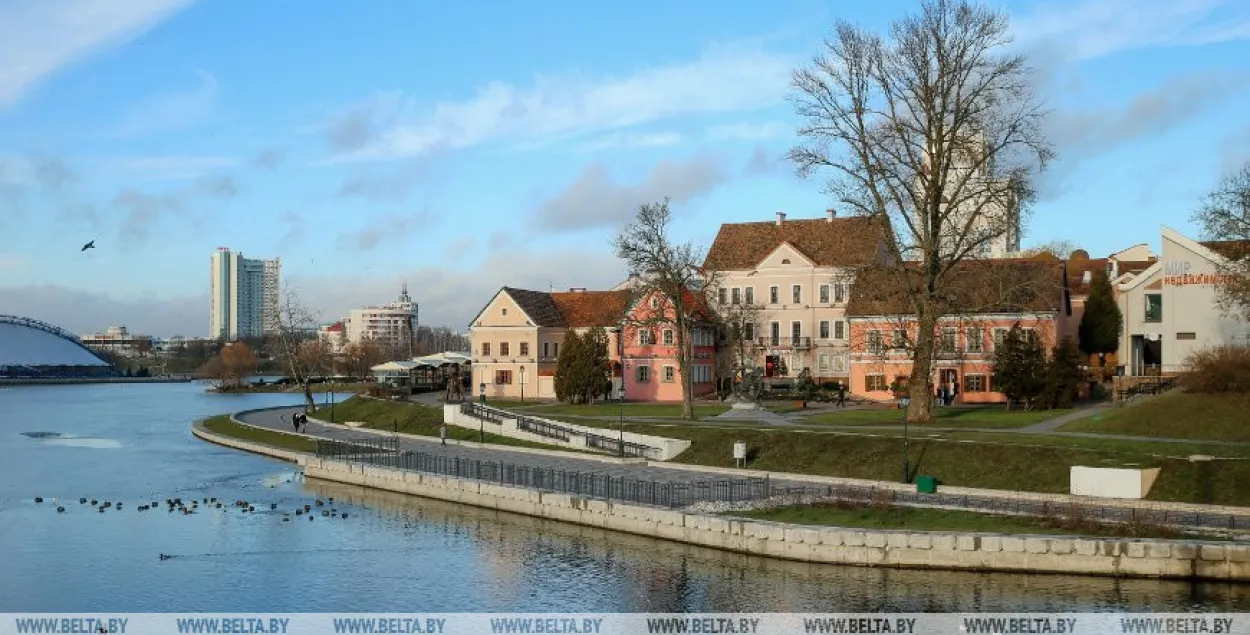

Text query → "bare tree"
[1193,163,1250,322]
[343,339,385,380]
[614,199,713,420]
[273,289,321,411]
[201,342,258,391]
[1020,239,1081,259]
[708,297,766,398]
[787,0,1052,422]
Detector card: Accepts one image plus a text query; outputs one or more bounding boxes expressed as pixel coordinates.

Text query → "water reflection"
[304,480,1250,612]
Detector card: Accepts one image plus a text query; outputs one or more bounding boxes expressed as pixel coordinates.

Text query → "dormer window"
[781,259,791,265]
[501,308,508,316]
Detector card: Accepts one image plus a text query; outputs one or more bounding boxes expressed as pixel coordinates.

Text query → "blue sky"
[1,0,1249,336]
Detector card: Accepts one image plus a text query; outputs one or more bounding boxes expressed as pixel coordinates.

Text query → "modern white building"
[79,325,154,357]
[326,284,420,354]
[911,131,1021,259]
[1116,226,1250,375]
[209,247,281,340]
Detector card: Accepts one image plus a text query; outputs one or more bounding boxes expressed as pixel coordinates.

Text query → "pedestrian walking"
[836,383,847,408]
[290,414,299,432]
[439,423,447,446]
[299,413,308,431]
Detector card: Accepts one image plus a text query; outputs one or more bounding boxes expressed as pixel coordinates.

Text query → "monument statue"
[445,365,466,403]
[729,366,764,409]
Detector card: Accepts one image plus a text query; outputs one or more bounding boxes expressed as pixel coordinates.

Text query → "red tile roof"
[550,290,631,327]
[702,215,890,270]
[847,259,1067,316]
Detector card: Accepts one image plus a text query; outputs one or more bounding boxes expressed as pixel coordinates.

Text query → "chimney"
[569,287,586,293]
[776,211,786,226]
[826,208,836,222]
[1082,271,1092,285]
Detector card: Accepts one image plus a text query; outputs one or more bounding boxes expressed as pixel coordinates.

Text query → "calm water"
[1,382,1248,612]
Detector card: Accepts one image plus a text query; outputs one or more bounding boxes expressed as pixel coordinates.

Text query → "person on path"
[439,423,447,446]
[836,383,847,408]
[291,413,299,432]
[300,413,308,431]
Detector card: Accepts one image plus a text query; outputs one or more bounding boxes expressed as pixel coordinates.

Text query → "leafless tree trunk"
[1193,163,1250,322]
[788,0,1052,422]
[614,199,713,420]
[273,289,321,411]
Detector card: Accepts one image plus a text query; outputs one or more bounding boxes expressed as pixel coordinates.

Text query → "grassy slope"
[201,415,315,453]
[310,397,580,452]
[803,406,1060,429]
[522,403,731,419]
[1059,392,1250,443]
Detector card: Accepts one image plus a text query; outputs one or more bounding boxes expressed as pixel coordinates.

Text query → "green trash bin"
[916,475,938,494]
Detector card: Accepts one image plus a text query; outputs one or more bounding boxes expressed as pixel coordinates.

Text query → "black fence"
[1117,376,1179,404]
[314,437,783,508]
[585,433,654,458]
[515,415,573,442]
[459,403,661,459]
[460,402,506,424]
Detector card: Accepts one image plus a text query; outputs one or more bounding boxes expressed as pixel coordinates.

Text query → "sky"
[1,0,1249,337]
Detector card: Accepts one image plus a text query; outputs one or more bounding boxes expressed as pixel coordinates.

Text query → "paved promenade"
[234,406,1250,531]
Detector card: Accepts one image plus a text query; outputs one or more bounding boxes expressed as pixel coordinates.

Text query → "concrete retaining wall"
[443,404,691,460]
[300,456,1250,581]
[191,419,308,464]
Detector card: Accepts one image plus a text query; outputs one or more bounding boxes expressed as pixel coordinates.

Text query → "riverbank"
[0,376,194,386]
[219,382,374,394]
[194,410,1250,581]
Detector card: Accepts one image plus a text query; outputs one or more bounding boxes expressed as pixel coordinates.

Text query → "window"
[940,328,957,354]
[663,366,676,382]
[867,330,883,354]
[693,365,713,383]
[832,355,848,373]
[769,286,779,304]
[965,328,983,354]
[744,287,754,305]
[1177,332,1196,340]
[482,342,491,356]
[891,329,907,350]
[718,288,727,304]
[834,283,846,303]
[520,342,529,356]
[501,308,508,316]
[770,322,781,346]
[636,366,651,382]
[791,321,802,342]
[500,342,510,356]
[993,328,1008,350]
[494,370,513,385]
[965,374,987,392]
[834,320,845,340]
[819,321,830,339]
[663,329,674,345]
[1145,294,1163,323]
[792,285,802,304]
[820,285,830,303]
[542,342,549,358]
[818,354,831,371]
[1020,329,1037,345]
[552,343,559,357]
[650,297,660,309]
[638,329,654,346]
[866,375,888,391]
[745,322,755,341]
[731,288,741,305]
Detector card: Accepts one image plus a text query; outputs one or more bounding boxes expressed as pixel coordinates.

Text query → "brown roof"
[1202,239,1250,261]
[502,287,564,327]
[1067,258,1108,296]
[550,290,631,327]
[702,215,889,270]
[847,260,1067,317]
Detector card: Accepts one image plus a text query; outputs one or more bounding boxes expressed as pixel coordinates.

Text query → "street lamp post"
[618,359,628,457]
[520,366,526,404]
[479,381,486,404]
[899,395,912,484]
[479,381,486,442]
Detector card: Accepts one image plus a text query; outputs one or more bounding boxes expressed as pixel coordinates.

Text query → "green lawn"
[803,406,1060,429]
[227,382,373,394]
[311,397,582,452]
[737,503,1209,540]
[1059,392,1250,443]
[522,403,731,419]
[201,415,316,453]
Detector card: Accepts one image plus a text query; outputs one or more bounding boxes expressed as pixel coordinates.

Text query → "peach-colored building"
[620,288,718,402]
[702,210,892,386]
[468,287,628,401]
[846,260,1071,404]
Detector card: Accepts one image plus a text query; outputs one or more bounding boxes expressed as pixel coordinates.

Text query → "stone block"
[842,531,866,547]
[1201,545,1227,561]
[957,535,979,551]
[1101,541,1122,557]
[1125,543,1147,559]
[766,525,786,542]
[1172,544,1197,559]
[865,533,888,548]
[908,534,933,549]
[980,536,1003,552]
[802,529,822,544]
[1146,543,1172,559]
[1226,545,1250,562]
[931,534,956,551]
[819,529,843,546]
[887,533,909,548]
[1049,539,1073,555]
[1024,538,1050,554]
[1001,537,1025,553]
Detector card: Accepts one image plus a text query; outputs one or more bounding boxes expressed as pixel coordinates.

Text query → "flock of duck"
[33,495,351,522]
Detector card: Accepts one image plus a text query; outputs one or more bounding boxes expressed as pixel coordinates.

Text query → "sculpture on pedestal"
[445,364,466,403]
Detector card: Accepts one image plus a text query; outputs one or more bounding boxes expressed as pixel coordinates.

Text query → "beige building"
[321,284,419,355]
[1115,226,1250,375]
[703,210,891,384]
[80,325,154,357]
[469,287,628,400]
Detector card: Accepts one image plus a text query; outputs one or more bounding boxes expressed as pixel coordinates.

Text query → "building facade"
[846,260,1069,403]
[342,284,420,354]
[620,288,718,402]
[79,325,155,357]
[703,210,891,386]
[1116,227,1250,375]
[209,247,280,340]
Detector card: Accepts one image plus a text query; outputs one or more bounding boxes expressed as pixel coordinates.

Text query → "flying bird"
[81,240,95,252]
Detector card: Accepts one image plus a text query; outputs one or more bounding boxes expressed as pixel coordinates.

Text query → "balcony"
[756,337,811,350]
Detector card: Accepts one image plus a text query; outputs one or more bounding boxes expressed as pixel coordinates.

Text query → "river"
[1,382,1247,612]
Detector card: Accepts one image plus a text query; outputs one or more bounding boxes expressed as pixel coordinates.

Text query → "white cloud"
[115,70,218,136]
[580,131,686,152]
[705,121,789,142]
[1012,0,1250,62]
[317,44,795,164]
[0,284,206,337]
[0,253,27,271]
[0,0,197,108]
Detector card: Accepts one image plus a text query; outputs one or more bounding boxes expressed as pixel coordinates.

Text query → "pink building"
[620,288,719,402]
[846,260,1071,404]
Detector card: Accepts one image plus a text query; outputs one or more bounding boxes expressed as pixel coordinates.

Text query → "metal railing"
[460,402,505,424]
[756,336,811,349]
[515,415,573,442]
[314,437,780,508]
[459,402,662,459]
[584,433,654,458]
[1114,375,1179,405]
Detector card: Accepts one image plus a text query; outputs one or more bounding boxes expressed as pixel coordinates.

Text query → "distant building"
[1,315,115,378]
[325,284,420,354]
[79,325,154,357]
[209,247,280,340]
[318,321,347,354]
